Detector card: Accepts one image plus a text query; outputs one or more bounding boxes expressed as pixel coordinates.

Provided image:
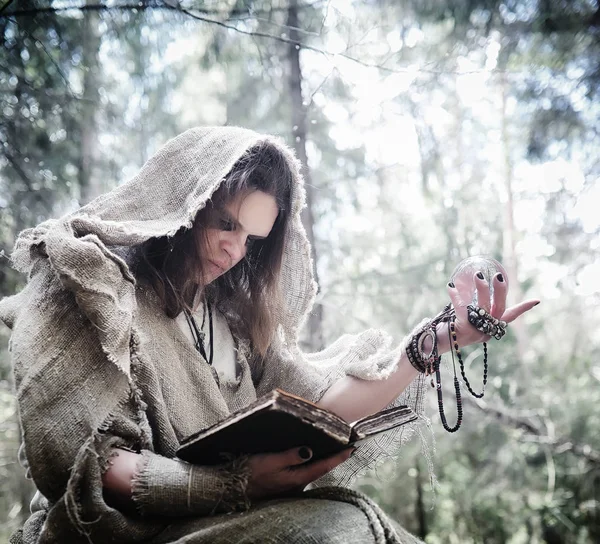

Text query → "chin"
[203,272,222,285]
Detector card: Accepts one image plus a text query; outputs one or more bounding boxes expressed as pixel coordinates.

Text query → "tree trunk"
[499,68,529,366]
[79,1,101,204]
[287,0,323,351]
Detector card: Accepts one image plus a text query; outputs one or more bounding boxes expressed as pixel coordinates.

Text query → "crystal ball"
[449,256,508,307]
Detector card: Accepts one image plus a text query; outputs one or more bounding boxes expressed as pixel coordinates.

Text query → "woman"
[0,126,538,543]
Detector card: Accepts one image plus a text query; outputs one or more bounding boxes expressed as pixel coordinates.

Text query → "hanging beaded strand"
[436,310,493,432]
[409,301,499,433]
[430,311,462,433]
[450,321,488,399]
[433,321,463,433]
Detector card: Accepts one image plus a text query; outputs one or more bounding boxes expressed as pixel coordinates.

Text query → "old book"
[177,389,417,465]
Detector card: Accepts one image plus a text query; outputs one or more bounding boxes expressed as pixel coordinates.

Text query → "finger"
[447,282,461,308]
[262,446,313,470]
[490,273,508,318]
[501,299,540,324]
[474,272,491,310]
[291,448,354,485]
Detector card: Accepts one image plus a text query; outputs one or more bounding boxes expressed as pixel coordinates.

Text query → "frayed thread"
[64,436,99,544]
[213,454,252,514]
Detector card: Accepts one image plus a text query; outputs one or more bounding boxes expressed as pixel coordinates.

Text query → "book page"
[350,405,417,442]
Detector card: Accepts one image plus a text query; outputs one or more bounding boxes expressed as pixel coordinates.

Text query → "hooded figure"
[1,127,429,543]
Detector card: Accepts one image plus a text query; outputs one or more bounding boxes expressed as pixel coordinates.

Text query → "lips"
[209,260,228,273]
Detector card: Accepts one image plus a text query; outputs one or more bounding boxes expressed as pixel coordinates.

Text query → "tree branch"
[6,18,79,100]
[0,0,15,16]
[2,1,325,19]
[464,395,600,465]
[0,148,34,191]
[1,1,516,76]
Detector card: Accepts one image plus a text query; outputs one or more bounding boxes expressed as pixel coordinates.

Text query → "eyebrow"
[221,209,268,239]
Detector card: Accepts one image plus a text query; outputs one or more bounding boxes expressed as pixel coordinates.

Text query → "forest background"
[0,1,599,543]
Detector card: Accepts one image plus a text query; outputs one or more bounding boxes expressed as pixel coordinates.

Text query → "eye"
[219,218,235,232]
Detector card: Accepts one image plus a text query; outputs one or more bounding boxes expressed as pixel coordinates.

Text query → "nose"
[222,233,247,265]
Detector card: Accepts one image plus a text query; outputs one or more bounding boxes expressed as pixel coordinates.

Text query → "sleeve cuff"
[131,450,250,517]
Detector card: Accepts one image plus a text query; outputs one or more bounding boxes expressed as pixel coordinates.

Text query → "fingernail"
[350,447,357,457]
[497,273,504,282]
[534,301,540,306]
[448,282,455,288]
[476,272,484,280]
[299,447,312,460]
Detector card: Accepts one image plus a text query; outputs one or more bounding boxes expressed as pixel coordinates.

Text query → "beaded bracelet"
[406,303,454,374]
[407,303,506,433]
[467,304,507,340]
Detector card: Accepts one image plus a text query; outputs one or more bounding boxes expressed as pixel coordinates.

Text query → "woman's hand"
[246,446,353,500]
[447,271,539,348]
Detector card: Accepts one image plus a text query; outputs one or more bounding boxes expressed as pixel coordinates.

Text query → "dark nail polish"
[299,447,312,460]
[350,447,357,457]
[448,282,455,288]
[476,272,484,280]
[497,273,504,282]
[534,301,540,306]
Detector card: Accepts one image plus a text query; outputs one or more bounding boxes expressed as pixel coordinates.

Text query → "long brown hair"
[135,140,294,355]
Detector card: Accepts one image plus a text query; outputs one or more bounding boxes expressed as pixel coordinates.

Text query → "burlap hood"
[3,126,316,375]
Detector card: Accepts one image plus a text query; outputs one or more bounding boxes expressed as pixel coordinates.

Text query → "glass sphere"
[449,256,508,307]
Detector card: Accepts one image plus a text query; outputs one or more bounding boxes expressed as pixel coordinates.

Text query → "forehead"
[224,190,279,236]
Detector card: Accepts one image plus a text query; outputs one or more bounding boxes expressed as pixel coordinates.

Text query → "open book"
[177,389,418,465]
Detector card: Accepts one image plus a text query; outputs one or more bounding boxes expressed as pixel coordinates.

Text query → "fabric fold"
[45,220,136,374]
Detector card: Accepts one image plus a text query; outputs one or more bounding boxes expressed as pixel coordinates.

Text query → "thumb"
[254,446,313,471]
[281,446,313,467]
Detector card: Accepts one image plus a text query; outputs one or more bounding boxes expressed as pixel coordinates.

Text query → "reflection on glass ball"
[450,256,507,307]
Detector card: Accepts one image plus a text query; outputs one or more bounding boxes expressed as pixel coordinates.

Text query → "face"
[201,190,279,284]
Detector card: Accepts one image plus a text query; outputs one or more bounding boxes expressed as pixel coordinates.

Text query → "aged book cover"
[177,389,417,464]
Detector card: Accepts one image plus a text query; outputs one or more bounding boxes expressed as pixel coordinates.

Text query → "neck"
[191,287,206,312]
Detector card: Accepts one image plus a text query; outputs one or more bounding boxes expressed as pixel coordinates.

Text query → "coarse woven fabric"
[137,488,424,544]
[0,126,428,543]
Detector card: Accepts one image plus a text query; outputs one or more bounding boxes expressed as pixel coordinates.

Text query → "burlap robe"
[0,127,426,543]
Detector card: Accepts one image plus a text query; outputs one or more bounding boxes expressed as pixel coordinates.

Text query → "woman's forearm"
[318,321,450,422]
[103,449,252,516]
[102,448,141,500]
[317,358,419,423]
